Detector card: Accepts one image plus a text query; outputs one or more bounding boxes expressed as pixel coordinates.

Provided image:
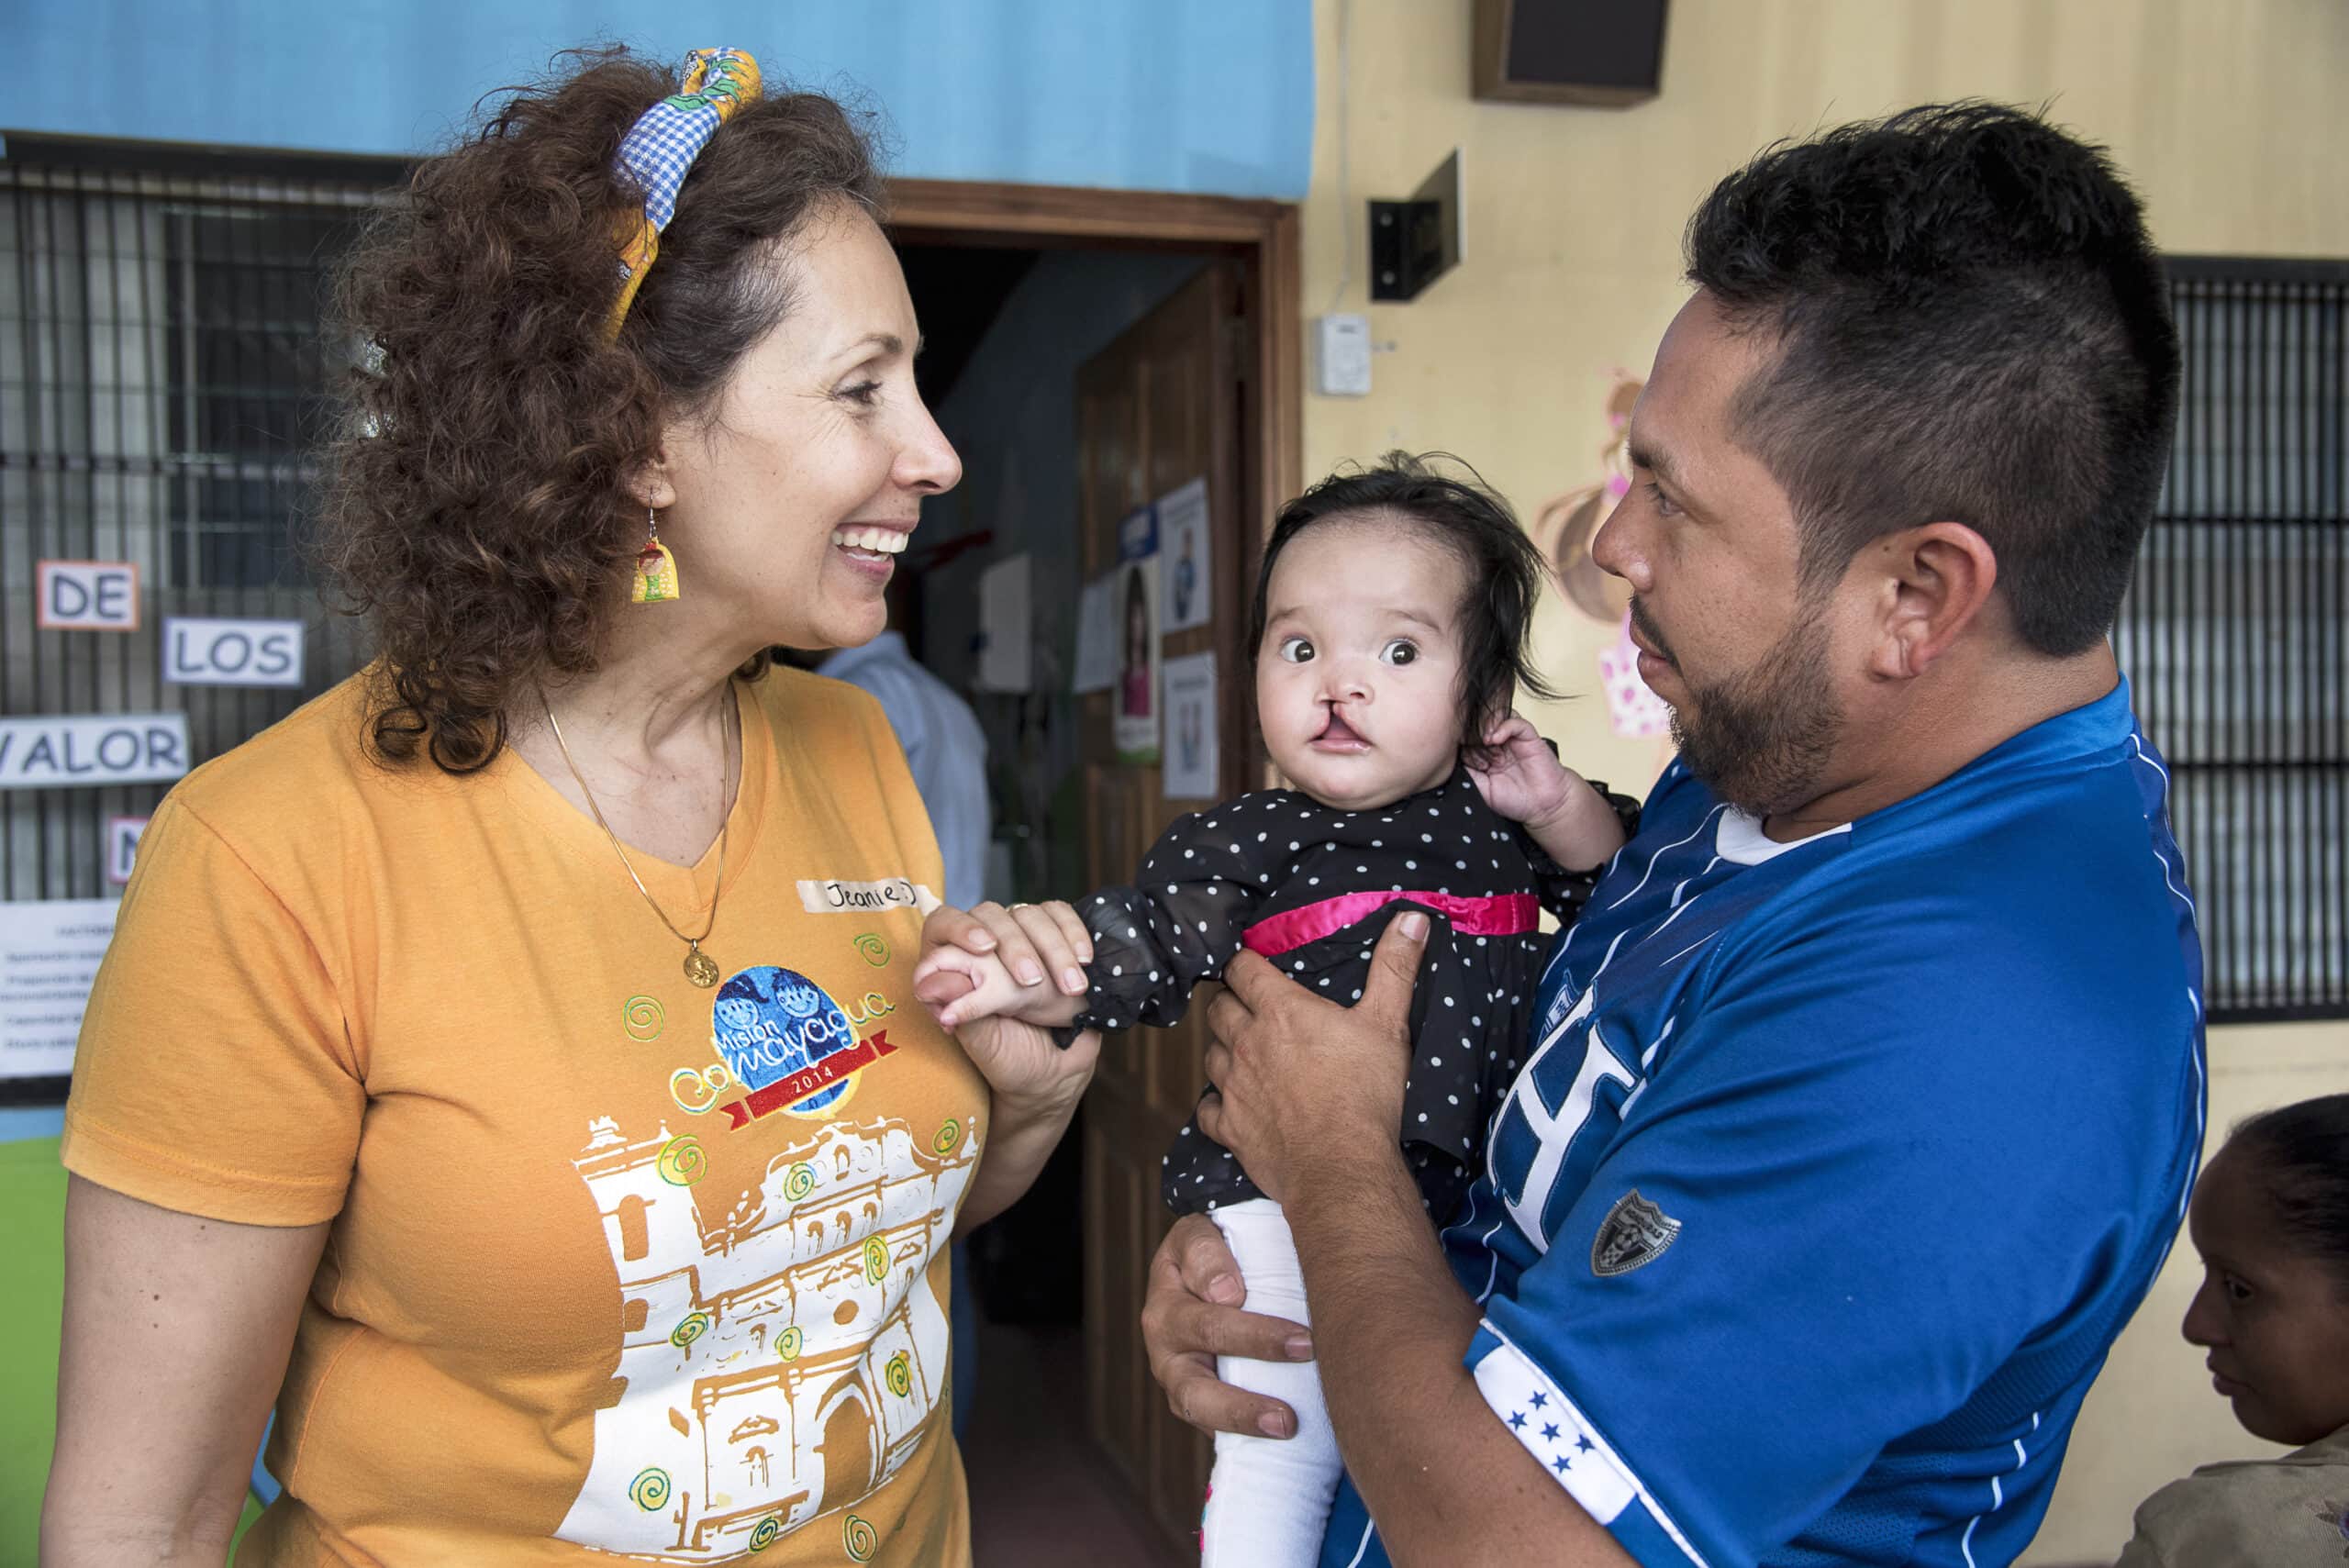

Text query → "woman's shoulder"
[2125,1433,2349,1565]
[162,668,466,848]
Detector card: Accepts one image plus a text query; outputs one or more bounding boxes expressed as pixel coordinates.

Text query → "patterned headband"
[606,47,763,339]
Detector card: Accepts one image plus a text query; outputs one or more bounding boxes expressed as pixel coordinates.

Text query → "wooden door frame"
[890,180,1303,779]
[891,180,1298,1551]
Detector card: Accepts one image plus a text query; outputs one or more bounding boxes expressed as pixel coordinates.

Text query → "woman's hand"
[913,901,1088,1031]
[918,901,1097,1106]
[1141,1213,1316,1439]
[950,1009,1101,1113]
[921,899,1095,1000]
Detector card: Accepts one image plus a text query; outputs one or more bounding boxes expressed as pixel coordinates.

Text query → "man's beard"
[1635,598,1843,817]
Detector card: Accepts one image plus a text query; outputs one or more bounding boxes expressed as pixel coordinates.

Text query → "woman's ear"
[623,441,680,513]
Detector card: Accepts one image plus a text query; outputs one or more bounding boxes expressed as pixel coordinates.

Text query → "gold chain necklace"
[540,686,734,988]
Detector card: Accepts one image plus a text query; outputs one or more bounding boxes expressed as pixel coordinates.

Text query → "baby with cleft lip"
[914,453,1636,1568]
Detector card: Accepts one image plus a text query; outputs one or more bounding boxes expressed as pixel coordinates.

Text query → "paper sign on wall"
[1073,574,1118,694]
[1162,651,1219,800]
[1112,506,1162,763]
[163,617,306,687]
[106,817,150,886]
[0,898,117,1081]
[1158,477,1212,632]
[0,713,191,791]
[35,561,140,631]
[974,557,1032,694]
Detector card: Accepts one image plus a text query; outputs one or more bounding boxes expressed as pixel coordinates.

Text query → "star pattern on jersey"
[1506,1405,1580,1473]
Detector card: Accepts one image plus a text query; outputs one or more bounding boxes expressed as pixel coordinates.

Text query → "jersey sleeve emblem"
[1591,1188,1682,1277]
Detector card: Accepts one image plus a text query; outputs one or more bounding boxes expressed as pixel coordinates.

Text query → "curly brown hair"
[319,47,887,771]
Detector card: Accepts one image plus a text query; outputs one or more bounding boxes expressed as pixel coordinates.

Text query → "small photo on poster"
[1113,506,1161,762]
[1158,476,1212,633]
[1161,651,1219,800]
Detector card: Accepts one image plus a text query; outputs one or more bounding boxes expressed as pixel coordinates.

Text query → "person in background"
[810,602,993,1440]
[817,605,992,913]
[2117,1096,2349,1566]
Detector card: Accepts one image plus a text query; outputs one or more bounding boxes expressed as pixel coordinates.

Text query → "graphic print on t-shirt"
[555,962,979,1561]
[709,964,889,1119]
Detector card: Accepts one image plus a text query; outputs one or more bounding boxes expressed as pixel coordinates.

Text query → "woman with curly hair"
[41,47,1097,1568]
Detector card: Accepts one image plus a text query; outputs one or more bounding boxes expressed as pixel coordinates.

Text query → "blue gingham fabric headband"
[607,48,763,337]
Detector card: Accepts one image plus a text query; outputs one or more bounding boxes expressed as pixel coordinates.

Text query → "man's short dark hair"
[1685,102,2180,655]
[1248,452,1556,762]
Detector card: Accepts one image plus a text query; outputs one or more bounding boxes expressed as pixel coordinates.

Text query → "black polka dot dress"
[1074,766,1640,1223]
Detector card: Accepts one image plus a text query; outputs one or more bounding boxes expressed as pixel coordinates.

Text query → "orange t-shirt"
[63,668,986,1566]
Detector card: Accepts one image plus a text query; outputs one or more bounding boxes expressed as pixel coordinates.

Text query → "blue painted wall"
[1,0,1313,199]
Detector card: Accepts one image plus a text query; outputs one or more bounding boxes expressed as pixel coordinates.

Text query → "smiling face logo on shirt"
[713,965,860,1116]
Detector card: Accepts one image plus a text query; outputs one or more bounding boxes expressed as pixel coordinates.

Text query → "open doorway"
[883,183,1297,1562]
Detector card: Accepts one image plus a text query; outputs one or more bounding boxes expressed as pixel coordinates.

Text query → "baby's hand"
[1468,713,1577,826]
[1469,713,1628,872]
[912,904,1092,1030]
[911,942,1027,1029]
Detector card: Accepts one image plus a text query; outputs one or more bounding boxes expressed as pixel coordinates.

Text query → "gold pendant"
[684,947,720,988]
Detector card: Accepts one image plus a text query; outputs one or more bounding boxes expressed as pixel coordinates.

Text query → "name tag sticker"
[796,878,941,916]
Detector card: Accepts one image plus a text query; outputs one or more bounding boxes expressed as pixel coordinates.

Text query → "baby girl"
[918,453,1634,1566]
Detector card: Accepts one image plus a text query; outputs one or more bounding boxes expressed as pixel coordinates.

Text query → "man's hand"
[1195,910,1427,1204]
[1140,1213,1317,1440]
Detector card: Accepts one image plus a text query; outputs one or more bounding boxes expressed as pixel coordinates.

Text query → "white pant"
[1197,1198,1341,1568]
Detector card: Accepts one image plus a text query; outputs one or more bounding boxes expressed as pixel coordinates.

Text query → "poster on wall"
[1112,506,1162,763]
[1072,573,1119,695]
[0,712,191,791]
[0,898,117,1083]
[1161,651,1219,800]
[1157,476,1212,632]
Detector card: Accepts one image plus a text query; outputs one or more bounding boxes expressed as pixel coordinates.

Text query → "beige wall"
[1297,1,2349,1561]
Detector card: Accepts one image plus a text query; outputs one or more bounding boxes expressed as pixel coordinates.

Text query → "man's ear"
[1865,521,1998,681]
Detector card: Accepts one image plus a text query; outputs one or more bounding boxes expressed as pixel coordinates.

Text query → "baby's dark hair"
[1247,452,1557,761]
[2228,1095,2349,1292]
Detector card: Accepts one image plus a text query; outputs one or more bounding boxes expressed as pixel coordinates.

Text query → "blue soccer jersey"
[1319,683,2206,1568]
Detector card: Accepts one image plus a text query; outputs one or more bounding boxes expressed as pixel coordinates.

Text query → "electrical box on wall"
[1369,149,1464,303]
[1315,313,1373,396]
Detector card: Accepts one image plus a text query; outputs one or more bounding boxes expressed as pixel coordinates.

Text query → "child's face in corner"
[2181,1146,2349,1446]
[1256,514,1467,812]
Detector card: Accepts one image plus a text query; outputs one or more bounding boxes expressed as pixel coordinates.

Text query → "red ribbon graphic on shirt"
[719,1030,899,1129]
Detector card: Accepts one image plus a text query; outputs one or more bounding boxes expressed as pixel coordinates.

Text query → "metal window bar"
[2,138,400,904]
[2114,258,2349,1022]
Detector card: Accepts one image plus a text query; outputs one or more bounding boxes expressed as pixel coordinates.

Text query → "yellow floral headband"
[606,48,763,339]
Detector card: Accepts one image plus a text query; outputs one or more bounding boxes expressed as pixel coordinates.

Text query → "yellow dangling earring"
[630,507,681,605]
